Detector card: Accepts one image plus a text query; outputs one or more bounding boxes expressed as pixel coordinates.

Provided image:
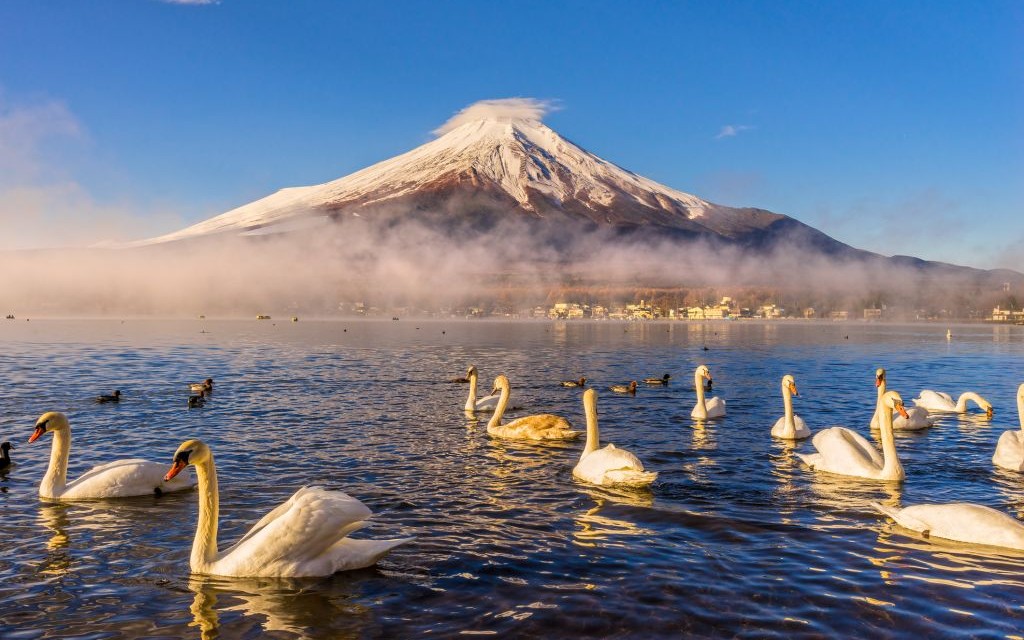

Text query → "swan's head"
[881,391,910,419]
[28,412,70,443]
[982,401,994,418]
[491,374,510,395]
[166,439,211,480]
[875,368,886,387]
[467,365,477,377]
[696,365,712,381]
[583,387,598,408]
[782,374,798,396]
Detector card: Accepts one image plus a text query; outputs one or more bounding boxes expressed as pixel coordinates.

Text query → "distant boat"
[256,315,271,320]
[291,316,299,322]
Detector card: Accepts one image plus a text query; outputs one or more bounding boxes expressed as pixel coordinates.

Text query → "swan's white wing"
[877,502,1024,550]
[993,430,1024,472]
[771,415,810,439]
[62,459,195,499]
[913,390,955,411]
[893,406,934,430]
[213,486,382,577]
[474,393,500,411]
[487,414,579,440]
[574,445,656,487]
[706,396,726,418]
[802,427,883,478]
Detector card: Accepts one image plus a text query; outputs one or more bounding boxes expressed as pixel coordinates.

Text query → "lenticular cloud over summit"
[432,98,559,136]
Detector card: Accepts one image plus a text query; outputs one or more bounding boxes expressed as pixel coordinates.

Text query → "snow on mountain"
[137,103,790,246]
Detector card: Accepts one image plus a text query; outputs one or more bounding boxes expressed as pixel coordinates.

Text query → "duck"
[0,441,13,470]
[642,374,671,385]
[797,391,909,481]
[448,366,472,384]
[610,381,638,395]
[573,389,657,488]
[871,368,935,431]
[27,411,194,499]
[991,383,1024,471]
[96,390,121,403]
[189,378,214,393]
[486,375,580,440]
[912,389,993,417]
[463,365,500,412]
[165,439,412,577]
[560,377,587,388]
[691,365,725,419]
[873,501,1024,551]
[188,390,206,408]
[770,374,810,440]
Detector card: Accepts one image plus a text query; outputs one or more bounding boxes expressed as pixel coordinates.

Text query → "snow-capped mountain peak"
[138,99,779,245]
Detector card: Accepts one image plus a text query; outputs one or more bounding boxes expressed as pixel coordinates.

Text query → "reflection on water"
[37,503,71,576]
[189,575,375,639]
[1,319,1023,638]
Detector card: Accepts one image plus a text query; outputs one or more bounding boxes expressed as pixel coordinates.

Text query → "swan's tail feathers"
[606,469,658,488]
[795,452,819,469]
[329,536,414,572]
[872,502,930,535]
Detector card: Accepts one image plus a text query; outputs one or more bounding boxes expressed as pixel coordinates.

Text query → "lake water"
[1,318,1023,638]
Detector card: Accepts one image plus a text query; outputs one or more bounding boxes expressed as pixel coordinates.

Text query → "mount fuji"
[137,101,857,258]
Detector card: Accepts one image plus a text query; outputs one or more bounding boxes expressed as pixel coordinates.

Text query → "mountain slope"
[138,116,812,247]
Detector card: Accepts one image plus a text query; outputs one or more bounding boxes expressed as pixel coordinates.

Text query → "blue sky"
[1,1,1021,271]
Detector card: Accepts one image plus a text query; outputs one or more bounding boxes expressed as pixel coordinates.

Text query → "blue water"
[1,318,1023,638]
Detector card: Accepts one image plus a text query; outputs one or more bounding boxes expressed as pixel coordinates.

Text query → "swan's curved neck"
[1017,391,1024,431]
[486,383,509,430]
[878,404,903,480]
[40,427,71,497]
[873,378,886,426]
[464,371,479,411]
[694,371,707,416]
[955,392,983,412]
[782,384,795,432]
[583,396,600,456]
[192,455,220,570]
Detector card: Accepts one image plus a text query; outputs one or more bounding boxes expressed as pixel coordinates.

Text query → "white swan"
[992,383,1024,471]
[690,365,725,419]
[771,374,810,440]
[486,375,580,440]
[797,391,909,481]
[28,411,195,500]
[913,389,993,416]
[573,389,657,488]
[871,368,935,431]
[165,439,412,577]
[463,365,500,412]
[874,501,1024,551]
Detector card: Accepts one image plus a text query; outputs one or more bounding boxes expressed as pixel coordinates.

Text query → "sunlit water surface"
[2,319,1024,638]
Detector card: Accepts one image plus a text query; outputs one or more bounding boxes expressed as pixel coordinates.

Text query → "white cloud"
[715,124,753,139]
[433,98,560,136]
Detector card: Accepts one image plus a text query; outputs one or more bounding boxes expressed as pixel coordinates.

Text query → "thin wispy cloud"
[715,124,753,139]
[158,0,219,5]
